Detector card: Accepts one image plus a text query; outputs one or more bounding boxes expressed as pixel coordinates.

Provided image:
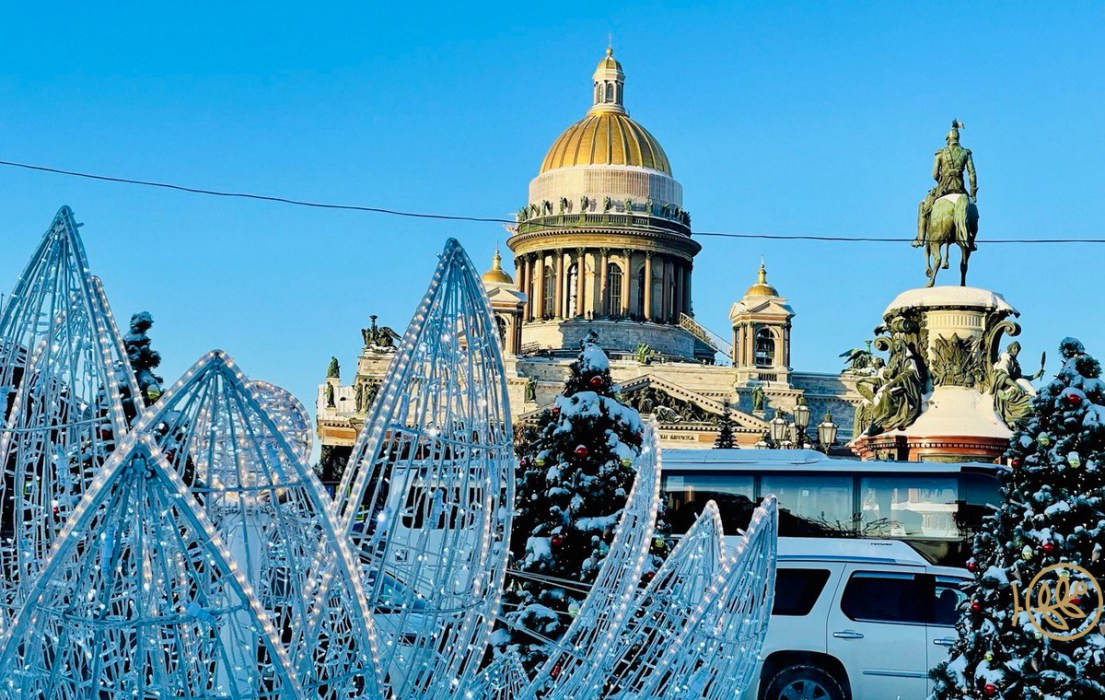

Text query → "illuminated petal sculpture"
[629,495,778,700]
[520,423,663,700]
[334,238,515,698]
[0,207,139,626]
[465,652,531,700]
[585,500,727,698]
[0,434,304,700]
[135,351,382,699]
[249,379,313,463]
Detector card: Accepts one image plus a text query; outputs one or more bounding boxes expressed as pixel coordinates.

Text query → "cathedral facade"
[316,49,863,473]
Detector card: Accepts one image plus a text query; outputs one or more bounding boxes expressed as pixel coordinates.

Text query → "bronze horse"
[924,193,978,287]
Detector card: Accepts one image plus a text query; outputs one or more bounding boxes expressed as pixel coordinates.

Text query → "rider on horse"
[915,120,978,250]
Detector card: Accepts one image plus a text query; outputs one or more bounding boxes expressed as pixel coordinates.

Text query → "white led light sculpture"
[0,207,139,627]
[134,351,382,699]
[583,500,727,698]
[464,652,531,700]
[334,239,515,699]
[249,379,313,463]
[519,422,663,700]
[626,495,778,700]
[0,434,305,700]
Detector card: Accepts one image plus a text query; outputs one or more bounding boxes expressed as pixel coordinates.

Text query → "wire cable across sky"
[2,158,1102,245]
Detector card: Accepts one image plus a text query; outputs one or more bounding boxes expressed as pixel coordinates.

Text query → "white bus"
[661,449,1005,567]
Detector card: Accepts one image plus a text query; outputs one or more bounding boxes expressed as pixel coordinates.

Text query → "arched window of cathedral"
[566,263,579,317]
[755,327,776,368]
[604,82,613,103]
[607,263,623,317]
[636,266,646,318]
[543,265,556,318]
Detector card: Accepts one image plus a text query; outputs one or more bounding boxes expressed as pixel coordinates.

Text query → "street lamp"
[817,411,839,454]
[792,397,811,448]
[770,410,789,445]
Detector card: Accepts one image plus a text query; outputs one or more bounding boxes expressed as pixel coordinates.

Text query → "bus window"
[859,476,959,539]
[762,475,854,537]
[662,473,754,535]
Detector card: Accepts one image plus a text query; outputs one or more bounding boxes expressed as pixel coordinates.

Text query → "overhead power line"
[2,158,1103,245]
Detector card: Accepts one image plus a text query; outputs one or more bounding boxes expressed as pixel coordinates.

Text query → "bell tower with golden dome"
[507,48,708,361]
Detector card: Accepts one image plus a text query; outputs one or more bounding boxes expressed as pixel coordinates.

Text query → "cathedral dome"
[481,249,514,285]
[539,111,671,175]
[538,48,672,176]
[744,261,780,298]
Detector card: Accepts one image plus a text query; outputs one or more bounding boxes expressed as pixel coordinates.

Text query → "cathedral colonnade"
[514,248,692,324]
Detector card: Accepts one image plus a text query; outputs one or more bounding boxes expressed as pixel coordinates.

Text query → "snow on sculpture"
[519,422,663,700]
[627,495,778,699]
[584,500,728,698]
[133,350,382,699]
[0,206,139,628]
[334,238,515,698]
[0,434,305,700]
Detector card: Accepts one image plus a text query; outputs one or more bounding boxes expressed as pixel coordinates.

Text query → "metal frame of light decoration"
[0,433,306,700]
[580,500,728,698]
[0,206,140,629]
[519,422,664,700]
[629,495,779,700]
[463,651,531,700]
[334,238,516,699]
[132,350,383,699]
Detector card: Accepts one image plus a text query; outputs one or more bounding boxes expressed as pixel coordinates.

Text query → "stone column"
[554,249,564,319]
[575,248,586,318]
[598,248,609,316]
[517,256,529,321]
[621,249,632,317]
[671,262,680,322]
[660,256,670,323]
[533,254,545,320]
[644,252,654,322]
[685,264,694,316]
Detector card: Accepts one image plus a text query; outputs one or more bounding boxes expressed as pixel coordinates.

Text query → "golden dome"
[482,249,514,285]
[744,260,779,297]
[540,111,671,175]
[538,49,671,176]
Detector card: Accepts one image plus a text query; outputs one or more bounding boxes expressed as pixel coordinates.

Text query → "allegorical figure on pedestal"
[989,341,1045,427]
[915,120,980,287]
[860,332,924,436]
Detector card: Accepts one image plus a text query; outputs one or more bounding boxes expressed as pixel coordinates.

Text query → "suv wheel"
[762,664,846,700]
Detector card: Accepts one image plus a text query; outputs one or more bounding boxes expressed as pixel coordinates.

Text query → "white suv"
[741,538,968,700]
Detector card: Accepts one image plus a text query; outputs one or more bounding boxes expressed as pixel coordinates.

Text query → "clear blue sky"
[1,2,1102,421]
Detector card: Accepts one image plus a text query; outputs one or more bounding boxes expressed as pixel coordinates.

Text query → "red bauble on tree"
[966,559,978,573]
[984,683,997,697]
[1043,542,1056,554]
[574,444,589,458]
[1067,393,1083,407]
[589,375,604,388]
[970,600,982,613]
[1010,457,1022,468]
[550,534,565,548]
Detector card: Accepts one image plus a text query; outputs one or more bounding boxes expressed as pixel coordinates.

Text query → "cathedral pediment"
[618,375,767,430]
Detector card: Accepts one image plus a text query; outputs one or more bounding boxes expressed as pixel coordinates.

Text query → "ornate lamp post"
[769,410,789,446]
[817,411,839,454]
[792,398,811,448]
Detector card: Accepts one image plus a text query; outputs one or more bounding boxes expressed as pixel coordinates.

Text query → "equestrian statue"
[914,120,979,287]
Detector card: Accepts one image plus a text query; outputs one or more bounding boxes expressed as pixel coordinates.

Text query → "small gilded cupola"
[591,47,625,113]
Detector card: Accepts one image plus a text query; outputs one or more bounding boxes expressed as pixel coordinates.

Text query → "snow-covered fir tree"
[123,311,163,406]
[497,332,669,670]
[714,400,737,449]
[930,337,1105,699]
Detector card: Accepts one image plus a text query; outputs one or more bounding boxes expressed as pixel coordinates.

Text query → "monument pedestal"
[850,287,1020,463]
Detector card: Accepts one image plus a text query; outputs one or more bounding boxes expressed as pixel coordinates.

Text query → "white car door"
[927,575,969,695]
[825,567,930,700]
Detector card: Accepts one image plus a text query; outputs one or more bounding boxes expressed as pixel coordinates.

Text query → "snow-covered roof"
[883,286,1017,317]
